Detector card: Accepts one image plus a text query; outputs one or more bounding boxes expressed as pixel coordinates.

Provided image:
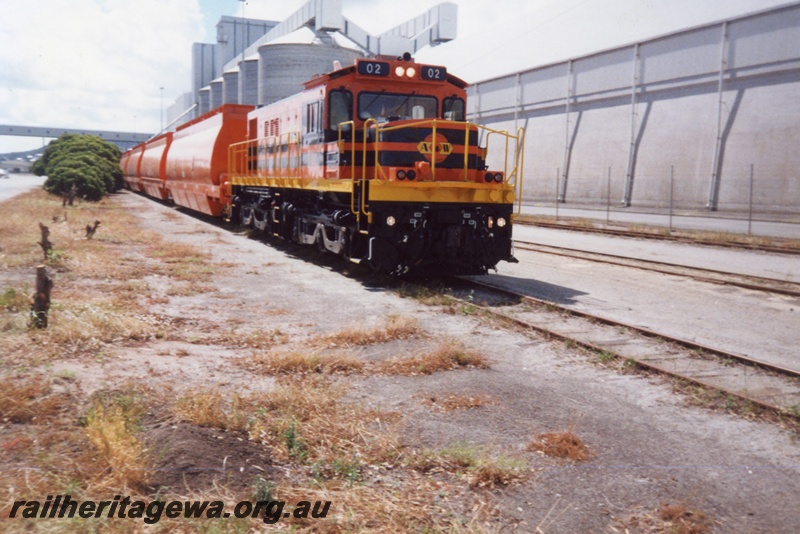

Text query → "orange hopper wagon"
[139,133,172,200]
[164,104,252,216]
[121,144,144,192]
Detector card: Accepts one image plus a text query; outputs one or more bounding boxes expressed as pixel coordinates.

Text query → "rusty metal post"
[31,265,53,329]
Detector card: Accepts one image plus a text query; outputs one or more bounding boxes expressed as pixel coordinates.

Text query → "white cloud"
[0,0,204,152]
[2,0,536,152]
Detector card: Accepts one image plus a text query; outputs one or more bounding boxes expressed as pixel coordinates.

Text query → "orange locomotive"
[122,54,524,275]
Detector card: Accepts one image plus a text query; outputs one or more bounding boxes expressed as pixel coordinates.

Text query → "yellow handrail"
[338,121,357,218]
[227,119,526,222]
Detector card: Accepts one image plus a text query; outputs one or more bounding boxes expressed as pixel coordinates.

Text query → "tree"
[34,134,123,201]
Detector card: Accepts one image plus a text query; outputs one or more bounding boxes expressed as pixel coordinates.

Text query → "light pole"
[239,0,247,57]
[160,86,164,131]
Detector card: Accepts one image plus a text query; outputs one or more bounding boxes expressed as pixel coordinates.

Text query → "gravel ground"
[54,192,800,532]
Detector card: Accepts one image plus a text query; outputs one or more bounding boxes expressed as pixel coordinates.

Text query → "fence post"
[669,165,674,233]
[606,167,611,227]
[555,167,560,222]
[748,163,754,235]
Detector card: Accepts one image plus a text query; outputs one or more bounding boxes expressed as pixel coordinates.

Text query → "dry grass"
[247,350,365,375]
[410,442,527,489]
[395,281,454,306]
[175,379,403,468]
[0,286,30,312]
[657,503,715,533]
[0,191,524,531]
[422,392,495,412]
[253,379,403,466]
[0,189,221,361]
[380,343,489,375]
[272,478,496,532]
[0,379,155,519]
[209,327,289,350]
[318,314,423,347]
[615,502,717,533]
[527,431,594,462]
[84,394,150,491]
[245,342,489,378]
[174,389,259,431]
[148,243,215,283]
[0,375,70,424]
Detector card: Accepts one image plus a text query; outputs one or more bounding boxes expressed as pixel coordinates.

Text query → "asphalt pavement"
[0,172,46,202]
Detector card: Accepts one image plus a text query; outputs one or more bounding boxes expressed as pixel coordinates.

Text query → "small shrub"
[528,431,593,462]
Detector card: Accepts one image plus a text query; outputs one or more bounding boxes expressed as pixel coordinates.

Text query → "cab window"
[358,92,437,122]
[328,90,353,132]
[443,97,465,121]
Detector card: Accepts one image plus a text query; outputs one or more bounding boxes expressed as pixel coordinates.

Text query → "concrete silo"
[198,87,211,116]
[238,55,259,107]
[257,26,364,107]
[209,78,224,110]
[222,69,239,104]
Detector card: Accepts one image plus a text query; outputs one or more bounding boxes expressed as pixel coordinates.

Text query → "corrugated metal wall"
[469,3,800,214]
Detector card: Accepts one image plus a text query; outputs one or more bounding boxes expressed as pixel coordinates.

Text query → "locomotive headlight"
[484,172,493,183]
[386,216,397,227]
[497,217,507,228]
[494,173,504,183]
[395,66,406,77]
[406,67,416,78]
[396,170,406,180]
[487,216,494,229]
[407,170,416,180]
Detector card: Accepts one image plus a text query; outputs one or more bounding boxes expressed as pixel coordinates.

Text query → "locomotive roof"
[303,57,469,91]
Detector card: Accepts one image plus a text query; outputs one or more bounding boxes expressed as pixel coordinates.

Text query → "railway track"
[517,219,800,255]
[440,276,800,418]
[513,240,800,298]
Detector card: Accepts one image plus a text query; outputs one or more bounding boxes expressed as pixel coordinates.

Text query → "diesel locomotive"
[121,54,524,275]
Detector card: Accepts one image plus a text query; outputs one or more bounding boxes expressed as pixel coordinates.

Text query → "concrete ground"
[521,203,800,240]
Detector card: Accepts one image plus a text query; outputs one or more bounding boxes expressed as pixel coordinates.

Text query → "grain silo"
[257,26,365,107]
[238,55,259,107]
[209,78,223,110]
[222,69,239,104]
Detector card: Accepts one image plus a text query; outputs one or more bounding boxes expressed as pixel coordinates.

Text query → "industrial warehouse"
[161,0,799,223]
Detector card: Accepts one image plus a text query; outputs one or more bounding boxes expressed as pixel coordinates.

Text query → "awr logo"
[417,133,453,163]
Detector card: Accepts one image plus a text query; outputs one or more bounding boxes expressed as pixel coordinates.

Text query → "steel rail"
[447,276,800,417]
[451,296,793,415]
[465,276,800,378]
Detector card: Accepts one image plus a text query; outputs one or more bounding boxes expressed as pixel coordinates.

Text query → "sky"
[0,0,548,154]
[0,0,792,154]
